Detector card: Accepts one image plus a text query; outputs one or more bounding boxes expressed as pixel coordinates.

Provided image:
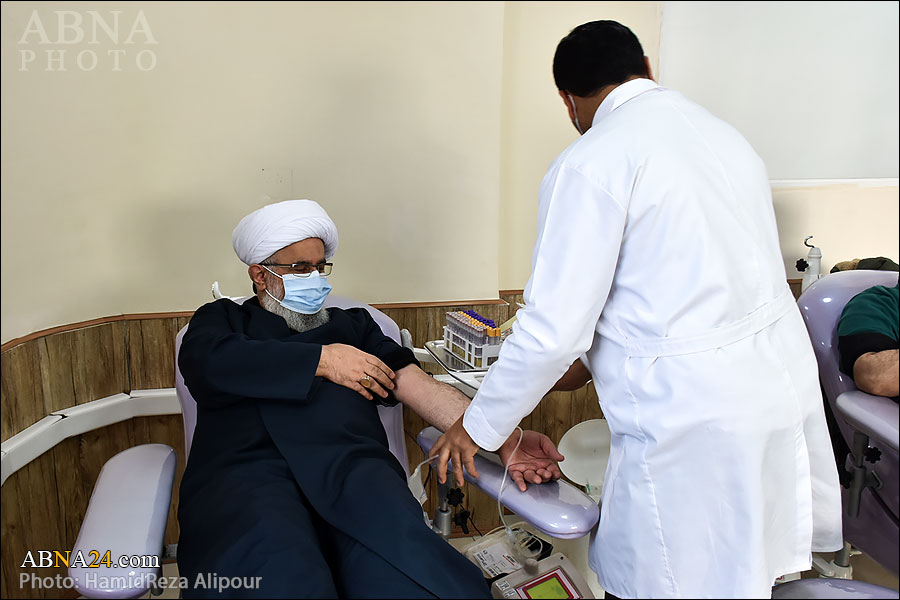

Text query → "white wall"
[2,2,896,344]
[659,1,899,280]
[658,1,899,180]
[1,1,508,342]
[1,1,662,344]
[774,182,900,276]
[498,1,661,289]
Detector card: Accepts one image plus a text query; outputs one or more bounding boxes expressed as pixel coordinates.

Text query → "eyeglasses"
[262,261,333,276]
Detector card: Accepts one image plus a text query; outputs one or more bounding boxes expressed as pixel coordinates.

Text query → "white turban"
[232,199,338,265]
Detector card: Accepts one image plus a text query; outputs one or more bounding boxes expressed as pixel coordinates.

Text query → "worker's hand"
[316,343,395,401]
[429,415,480,488]
[498,430,565,492]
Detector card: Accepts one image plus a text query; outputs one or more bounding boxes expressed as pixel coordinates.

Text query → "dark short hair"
[553,20,648,97]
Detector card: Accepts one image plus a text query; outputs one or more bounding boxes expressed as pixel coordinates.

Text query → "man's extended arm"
[392,364,564,489]
[392,365,473,432]
[393,360,592,427]
[853,350,899,398]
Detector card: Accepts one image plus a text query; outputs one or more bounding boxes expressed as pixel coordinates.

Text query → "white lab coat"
[463,79,842,598]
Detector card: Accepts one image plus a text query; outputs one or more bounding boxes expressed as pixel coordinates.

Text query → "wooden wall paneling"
[499,292,524,318]
[1,342,46,441]
[567,384,604,427]
[0,452,74,600]
[126,319,181,390]
[537,386,604,451]
[374,307,447,378]
[39,323,129,413]
[36,335,76,414]
[69,323,129,405]
[375,307,418,346]
[174,316,192,335]
[412,305,448,349]
[49,437,86,558]
[517,402,538,438]
[2,323,130,441]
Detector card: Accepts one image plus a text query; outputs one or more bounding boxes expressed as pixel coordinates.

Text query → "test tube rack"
[443,310,502,369]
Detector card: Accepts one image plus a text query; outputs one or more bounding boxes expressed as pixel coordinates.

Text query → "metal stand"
[433,478,452,539]
[811,544,858,580]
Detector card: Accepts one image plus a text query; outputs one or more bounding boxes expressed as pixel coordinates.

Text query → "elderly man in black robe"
[177,200,565,598]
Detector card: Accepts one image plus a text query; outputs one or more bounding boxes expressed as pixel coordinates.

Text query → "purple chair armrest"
[70,444,176,599]
[417,427,599,539]
[836,390,900,453]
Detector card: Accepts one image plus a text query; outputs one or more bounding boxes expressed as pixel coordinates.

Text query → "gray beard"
[261,292,331,333]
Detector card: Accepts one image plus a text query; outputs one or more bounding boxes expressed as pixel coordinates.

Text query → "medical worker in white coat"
[431,20,842,599]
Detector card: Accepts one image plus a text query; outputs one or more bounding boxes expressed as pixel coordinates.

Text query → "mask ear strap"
[260,266,282,303]
[568,93,584,135]
[261,265,281,279]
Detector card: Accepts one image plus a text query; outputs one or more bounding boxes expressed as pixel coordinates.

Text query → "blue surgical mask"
[263,266,332,314]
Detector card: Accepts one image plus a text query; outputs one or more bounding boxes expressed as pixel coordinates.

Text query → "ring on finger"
[360,375,372,388]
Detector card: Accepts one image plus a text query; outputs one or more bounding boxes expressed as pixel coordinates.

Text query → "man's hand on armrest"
[853,349,899,398]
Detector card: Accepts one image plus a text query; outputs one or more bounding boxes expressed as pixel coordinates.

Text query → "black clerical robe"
[176,297,488,598]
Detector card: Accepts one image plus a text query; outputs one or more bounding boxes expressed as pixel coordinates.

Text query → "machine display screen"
[520,572,575,599]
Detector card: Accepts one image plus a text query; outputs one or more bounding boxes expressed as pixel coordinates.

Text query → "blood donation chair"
[772,270,899,599]
[71,294,599,599]
[799,270,898,574]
